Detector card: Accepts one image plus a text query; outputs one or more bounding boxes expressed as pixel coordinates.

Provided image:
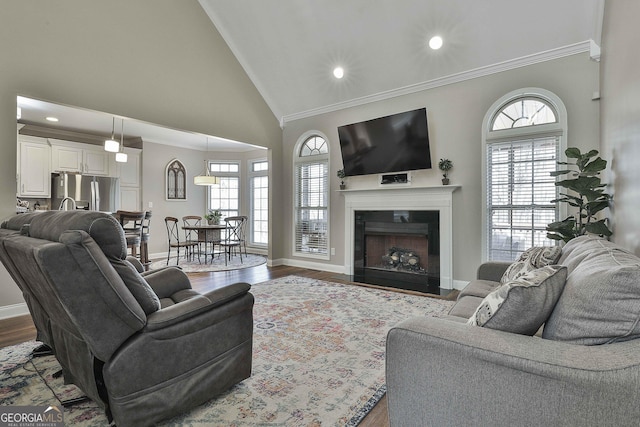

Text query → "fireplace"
[354,210,440,293]
[342,186,458,292]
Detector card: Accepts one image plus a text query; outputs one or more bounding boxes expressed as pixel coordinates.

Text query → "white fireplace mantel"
[342,185,460,290]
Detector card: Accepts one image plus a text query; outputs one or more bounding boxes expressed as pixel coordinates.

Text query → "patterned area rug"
[148,253,267,272]
[0,276,453,426]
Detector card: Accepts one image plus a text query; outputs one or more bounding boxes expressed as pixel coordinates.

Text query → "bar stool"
[140,211,152,271]
[115,210,146,261]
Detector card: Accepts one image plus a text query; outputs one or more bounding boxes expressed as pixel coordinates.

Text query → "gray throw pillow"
[501,246,562,284]
[543,238,640,345]
[468,265,567,335]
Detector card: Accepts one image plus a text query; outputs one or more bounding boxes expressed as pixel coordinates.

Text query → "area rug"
[148,253,267,273]
[0,275,454,426]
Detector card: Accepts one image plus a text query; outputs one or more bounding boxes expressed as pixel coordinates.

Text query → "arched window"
[482,89,567,261]
[293,133,329,258]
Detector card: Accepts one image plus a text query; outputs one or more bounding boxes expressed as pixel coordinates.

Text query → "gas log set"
[380,247,426,273]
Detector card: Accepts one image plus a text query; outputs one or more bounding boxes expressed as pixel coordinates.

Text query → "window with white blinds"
[483,90,566,262]
[294,135,329,258]
[208,162,240,220]
[486,137,559,261]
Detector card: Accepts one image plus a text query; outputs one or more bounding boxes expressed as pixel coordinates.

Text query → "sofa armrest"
[203,282,252,308]
[386,316,640,427]
[144,282,252,332]
[476,261,511,281]
[143,266,192,298]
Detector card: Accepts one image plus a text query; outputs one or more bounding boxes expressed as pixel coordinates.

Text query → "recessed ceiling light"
[45,116,59,122]
[429,36,443,50]
[333,67,345,79]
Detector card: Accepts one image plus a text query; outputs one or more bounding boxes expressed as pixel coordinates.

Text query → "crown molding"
[281,40,592,126]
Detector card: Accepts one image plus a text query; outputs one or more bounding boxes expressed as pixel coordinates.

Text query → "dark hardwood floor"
[0,263,459,427]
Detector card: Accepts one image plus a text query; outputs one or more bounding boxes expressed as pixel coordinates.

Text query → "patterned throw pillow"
[501,246,562,284]
[468,265,567,335]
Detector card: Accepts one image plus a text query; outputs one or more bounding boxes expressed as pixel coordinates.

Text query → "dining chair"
[140,211,152,271]
[182,215,203,262]
[164,216,198,265]
[115,210,146,261]
[220,216,247,265]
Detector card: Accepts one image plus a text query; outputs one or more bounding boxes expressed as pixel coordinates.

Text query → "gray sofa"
[0,211,254,427]
[386,235,640,427]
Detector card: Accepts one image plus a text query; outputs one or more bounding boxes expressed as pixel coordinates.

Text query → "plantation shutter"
[486,136,559,261]
[294,160,329,255]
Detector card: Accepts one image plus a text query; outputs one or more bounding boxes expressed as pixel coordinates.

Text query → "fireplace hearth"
[354,210,440,294]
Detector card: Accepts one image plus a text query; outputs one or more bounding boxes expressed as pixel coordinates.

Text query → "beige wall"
[0,0,282,310]
[283,53,600,282]
[600,0,640,255]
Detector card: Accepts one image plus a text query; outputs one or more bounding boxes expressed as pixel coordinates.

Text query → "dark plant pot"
[442,178,450,185]
[340,184,346,190]
[208,219,220,225]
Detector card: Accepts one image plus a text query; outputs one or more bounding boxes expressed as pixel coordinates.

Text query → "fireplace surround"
[343,186,459,292]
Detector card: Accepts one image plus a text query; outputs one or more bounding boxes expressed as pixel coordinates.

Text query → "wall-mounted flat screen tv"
[338,107,432,177]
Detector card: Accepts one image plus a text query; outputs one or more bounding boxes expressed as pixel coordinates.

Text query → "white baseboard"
[278,258,346,274]
[0,303,29,320]
[453,279,470,291]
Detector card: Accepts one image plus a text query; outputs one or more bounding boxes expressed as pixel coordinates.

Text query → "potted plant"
[438,158,453,185]
[337,168,347,190]
[546,147,612,243]
[205,209,223,225]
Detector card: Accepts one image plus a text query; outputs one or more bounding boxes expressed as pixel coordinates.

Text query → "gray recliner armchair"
[0,210,254,426]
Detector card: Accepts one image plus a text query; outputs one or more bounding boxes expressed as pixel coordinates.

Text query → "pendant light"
[104,117,120,152]
[115,119,128,163]
[194,138,220,186]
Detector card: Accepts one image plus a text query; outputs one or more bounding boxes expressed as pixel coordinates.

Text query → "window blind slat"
[487,136,559,261]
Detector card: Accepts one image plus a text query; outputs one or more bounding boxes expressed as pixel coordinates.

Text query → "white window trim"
[293,130,330,260]
[248,158,269,248]
[207,160,241,217]
[481,88,568,262]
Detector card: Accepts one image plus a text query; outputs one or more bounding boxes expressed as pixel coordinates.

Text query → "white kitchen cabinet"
[50,139,114,176]
[117,148,141,210]
[119,187,140,211]
[17,135,51,197]
[117,148,141,187]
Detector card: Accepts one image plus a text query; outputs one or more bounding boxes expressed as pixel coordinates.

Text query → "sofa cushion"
[543,237,640,345]
[500,246,562,284]
[468,265,567,335]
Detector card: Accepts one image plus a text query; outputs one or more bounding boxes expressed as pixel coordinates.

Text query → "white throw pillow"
[501,246,562,284]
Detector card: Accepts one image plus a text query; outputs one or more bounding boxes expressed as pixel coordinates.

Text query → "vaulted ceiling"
[200,0,604,123]
[17,1,604,150]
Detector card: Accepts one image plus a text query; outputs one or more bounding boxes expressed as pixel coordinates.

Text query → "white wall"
[600,0,640,255]
[283,53,600,282]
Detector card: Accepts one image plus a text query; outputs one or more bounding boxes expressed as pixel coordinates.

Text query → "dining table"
[182,223,227,263]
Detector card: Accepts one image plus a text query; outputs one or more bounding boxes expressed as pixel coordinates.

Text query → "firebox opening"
[354,210,440,294]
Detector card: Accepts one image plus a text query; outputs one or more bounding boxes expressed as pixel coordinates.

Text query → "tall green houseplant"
[546,147,612,243]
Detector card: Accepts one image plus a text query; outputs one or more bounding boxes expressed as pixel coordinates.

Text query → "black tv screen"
[338,107,432,176]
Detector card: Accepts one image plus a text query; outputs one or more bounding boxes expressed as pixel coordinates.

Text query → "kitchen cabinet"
[117,148,141,187]
[117,148,142,210]
[17,135,51,197]
[50,139,114,176]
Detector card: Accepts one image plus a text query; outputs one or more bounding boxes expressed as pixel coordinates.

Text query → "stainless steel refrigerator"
[51,173,120,212]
